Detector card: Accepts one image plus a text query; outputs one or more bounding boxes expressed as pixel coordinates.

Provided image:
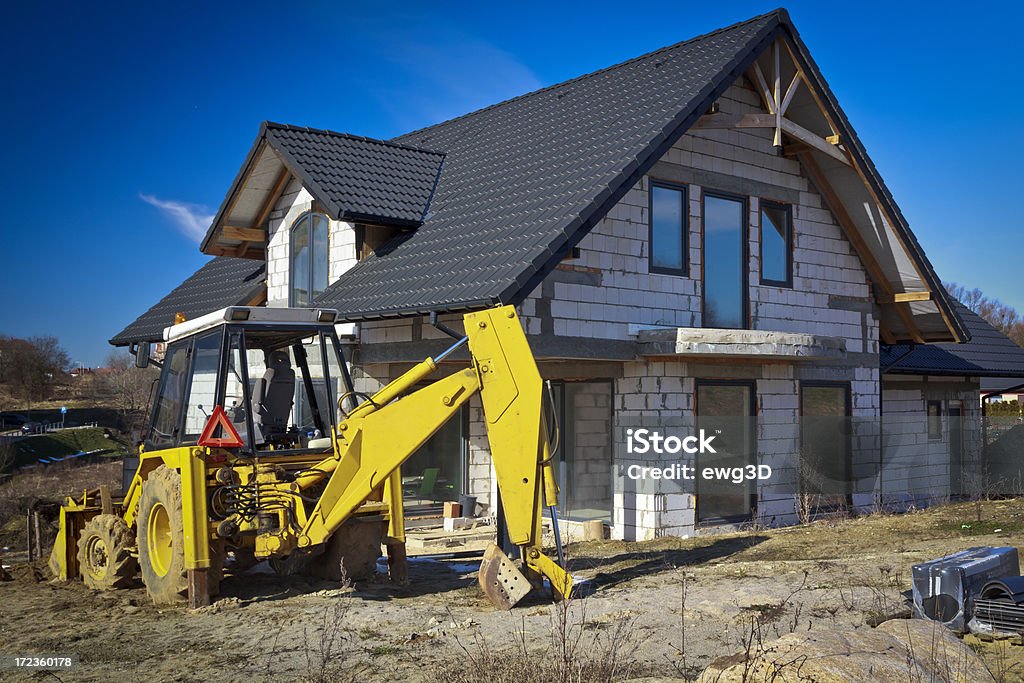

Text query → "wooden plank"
[752,62,775,114]
[894,303,927,344]
[780,118,851,166]
[879,324,896,345]
[693,112,744,129]
[773,42,782,147]
[877,292,933,304]
[780,38,840,138]
[780,73,801,116]
[240,168,291,256]
[694,113,776,130]
[254,168,291,229]
[222,225,264,242]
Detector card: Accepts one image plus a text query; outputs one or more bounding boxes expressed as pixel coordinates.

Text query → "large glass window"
[402,399,466,509]
[800,383,851,507]
[290,213,330,307]
[702,193,747,328]
[550,380,613,522]
[760,201,792,287]
[649,181,688,275]
[696,381,756,522]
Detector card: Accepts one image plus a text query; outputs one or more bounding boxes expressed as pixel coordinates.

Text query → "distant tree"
[945,282,1024,348]
[0,334,71,406]
[97,350,158,434]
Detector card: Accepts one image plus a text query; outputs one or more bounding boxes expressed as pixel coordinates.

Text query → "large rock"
[698,619,992,682]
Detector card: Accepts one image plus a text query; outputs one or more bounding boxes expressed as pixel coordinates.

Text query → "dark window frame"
[289,211,330,307]
[648,179,689,277]
[694,378,758,524]
[798,380,853,506]
[759,199,793,288]
[700,189,750,329]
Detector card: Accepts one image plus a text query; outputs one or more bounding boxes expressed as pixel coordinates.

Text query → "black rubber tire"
[76,514,137,590]
[137,466,188,605]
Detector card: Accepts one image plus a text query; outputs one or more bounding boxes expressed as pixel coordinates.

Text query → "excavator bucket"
[478,543,534,609]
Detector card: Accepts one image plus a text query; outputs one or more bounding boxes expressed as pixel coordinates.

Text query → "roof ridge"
[263,121,446,157]
[392,9,785,143]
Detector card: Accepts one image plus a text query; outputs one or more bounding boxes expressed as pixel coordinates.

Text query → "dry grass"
[0,458,121,550]
[440,598,641,683]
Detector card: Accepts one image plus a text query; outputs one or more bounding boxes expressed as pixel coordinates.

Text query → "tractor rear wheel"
[137,466,188,605]
[76,514,137,590]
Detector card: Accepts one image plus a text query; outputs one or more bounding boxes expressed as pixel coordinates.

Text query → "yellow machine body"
[49,305,572,608]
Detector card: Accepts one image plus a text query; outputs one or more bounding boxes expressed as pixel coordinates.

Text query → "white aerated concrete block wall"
[519,78,877,355]
[265,178,359,308]
[880,377,981,508]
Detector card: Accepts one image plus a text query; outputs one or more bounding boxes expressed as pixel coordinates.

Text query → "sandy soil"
[3,500,1024,682]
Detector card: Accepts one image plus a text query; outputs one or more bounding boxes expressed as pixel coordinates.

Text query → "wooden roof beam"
[239,167,291,257]
[798,150,925,343]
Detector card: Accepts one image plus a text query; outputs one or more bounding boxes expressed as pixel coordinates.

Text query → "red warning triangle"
[198,405,244,448]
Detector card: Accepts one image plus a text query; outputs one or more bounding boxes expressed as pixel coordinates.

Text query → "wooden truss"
[690,38,957,344]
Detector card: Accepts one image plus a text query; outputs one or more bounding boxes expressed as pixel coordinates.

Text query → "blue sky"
[0,1,1020,366]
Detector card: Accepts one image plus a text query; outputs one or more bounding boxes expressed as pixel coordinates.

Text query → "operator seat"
[252,350,294,443]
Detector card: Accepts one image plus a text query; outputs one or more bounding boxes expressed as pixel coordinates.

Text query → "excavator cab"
[142,306,351,456]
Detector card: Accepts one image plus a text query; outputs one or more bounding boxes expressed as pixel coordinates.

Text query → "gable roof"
[110,257,265,346]
[200,123,445,255]
[305,8,965,344]
[117,8,968,346]
[881,302,1024,378]
[314,11,783,320]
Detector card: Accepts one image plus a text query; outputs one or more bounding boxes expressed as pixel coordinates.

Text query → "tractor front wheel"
[76,514,137,590]
[137,466,188,605]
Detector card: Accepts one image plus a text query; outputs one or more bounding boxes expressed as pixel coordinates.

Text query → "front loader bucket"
[478,543,534,609]
[49,504,78,581]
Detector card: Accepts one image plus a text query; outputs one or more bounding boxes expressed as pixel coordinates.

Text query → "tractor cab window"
[146,342,190,450]
[182,331,222,440]
[241,329,342,451]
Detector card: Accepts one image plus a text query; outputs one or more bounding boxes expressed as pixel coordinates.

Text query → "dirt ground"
[3,500,1024,682]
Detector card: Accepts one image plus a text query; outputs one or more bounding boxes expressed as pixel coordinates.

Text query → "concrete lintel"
[358,334,638,364]
[638,327,846,361]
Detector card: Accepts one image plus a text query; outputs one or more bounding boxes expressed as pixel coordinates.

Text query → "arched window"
[289,213,329,307]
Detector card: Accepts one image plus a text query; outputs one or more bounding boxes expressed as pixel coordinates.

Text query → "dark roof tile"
[314,11,782,318]
[882,302,1024,378]
[110,257,265,346]
[264,124,444,228]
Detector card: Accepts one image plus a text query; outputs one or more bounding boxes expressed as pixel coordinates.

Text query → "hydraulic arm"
[262,305,572,606]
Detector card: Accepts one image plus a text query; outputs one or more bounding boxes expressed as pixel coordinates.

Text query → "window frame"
[798,380,853,506]
[289,211,330,307]
[759,199,794,288]
[700,189,750,329]
[694,378,758,524]
[647,179,689,277]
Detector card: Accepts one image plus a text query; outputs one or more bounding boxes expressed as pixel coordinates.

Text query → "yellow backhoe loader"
[49,305,572,609]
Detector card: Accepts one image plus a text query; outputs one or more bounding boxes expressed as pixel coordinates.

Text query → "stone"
[697,619,993,683]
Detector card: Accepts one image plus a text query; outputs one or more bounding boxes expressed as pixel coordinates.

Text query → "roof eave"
[777,23,969,344]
